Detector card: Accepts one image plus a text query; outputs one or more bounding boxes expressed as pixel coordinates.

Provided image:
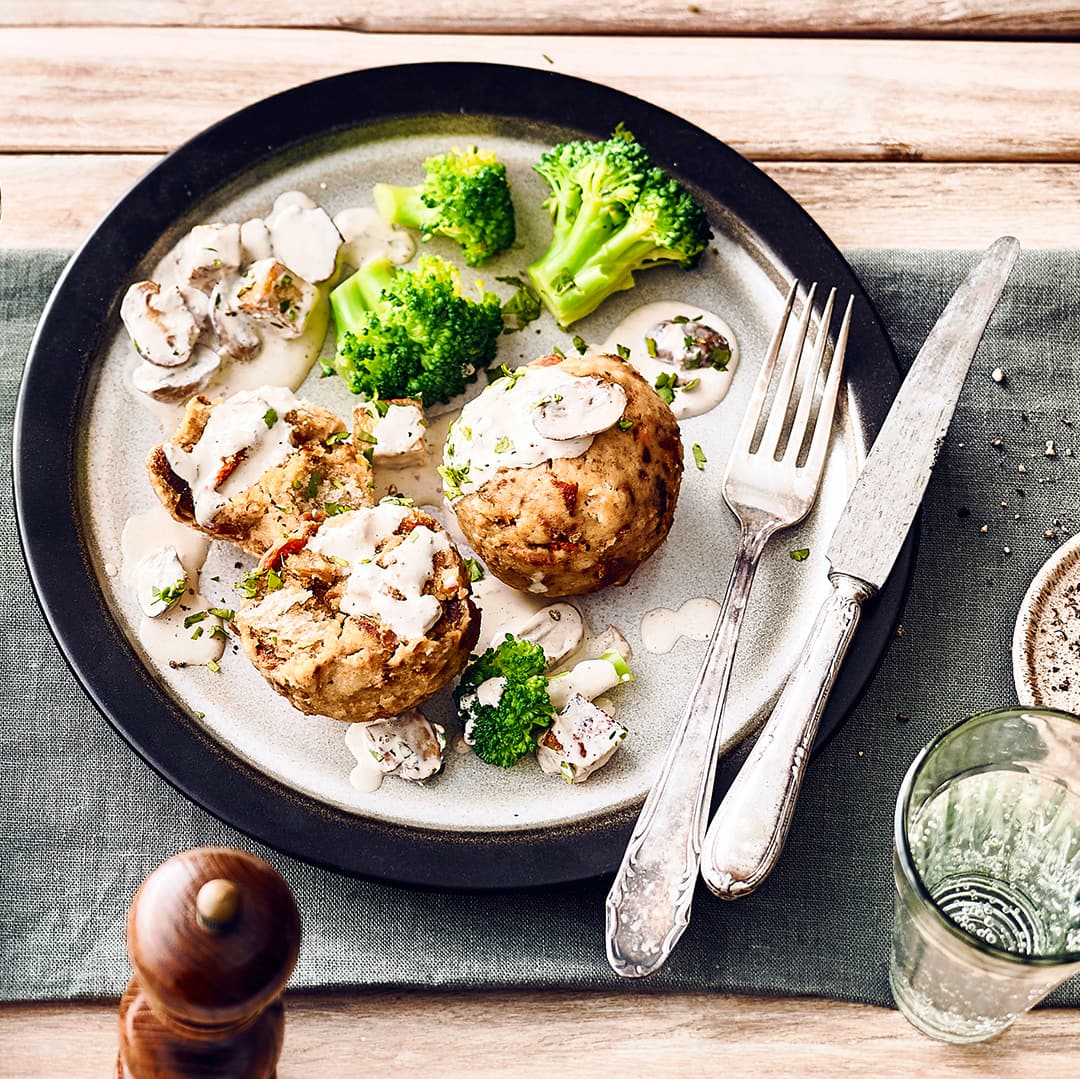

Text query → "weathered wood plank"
[3,155,1078,250]
[2,992,1079,1078]
[3,1,1079,40]
[2,30,1080,161]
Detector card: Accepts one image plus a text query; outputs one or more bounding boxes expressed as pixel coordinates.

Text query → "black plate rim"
[13,62,915,889]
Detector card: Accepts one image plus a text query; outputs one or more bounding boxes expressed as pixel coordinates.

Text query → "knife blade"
[699,236,1020,900]
[827,235,1021,588]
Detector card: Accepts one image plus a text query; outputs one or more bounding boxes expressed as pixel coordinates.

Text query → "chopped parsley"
[380,494,416,507]
[265,567,283,591]
[208,607,234,621]
[152,579,186,606]
[645,336,658,358]
[354,430,378,445]
[324,430,350,446]
[209,624,228,642]
[653,372,678,405]
[323,502,348,516]
[190,626,204,640]
[494,436,514,454]
[207,659,221,674]
[572,335,587,354]
[615,343,631,360]
[438,463,470,500]
[183,611,207,629]
[790,547,811,562]
[262,407,277,428]
[671,315,690,324]
[463,557,485,582]
[551,345,565,359]
[683,378,700,392]
[235,569,264,598]
[499,364,527,389]
[617,418,635,431]
[709,347,731,371]
[304,470,323,499]
[692,443,707,470]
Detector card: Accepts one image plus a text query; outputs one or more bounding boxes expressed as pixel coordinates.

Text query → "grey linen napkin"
[2,248,1078,1005]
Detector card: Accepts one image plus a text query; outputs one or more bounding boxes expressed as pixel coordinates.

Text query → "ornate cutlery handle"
[699,573,874,899]
[605,524,771,979]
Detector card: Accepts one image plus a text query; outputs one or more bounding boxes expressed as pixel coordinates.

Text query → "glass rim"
[895,704,1080,968]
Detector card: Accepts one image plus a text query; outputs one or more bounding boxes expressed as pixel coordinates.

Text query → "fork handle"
[605,523,772,979]
[699,572,875,900]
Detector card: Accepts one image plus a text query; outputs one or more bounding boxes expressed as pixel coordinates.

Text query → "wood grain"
[4,155,1078,250]
[3,992,1080,1078]
[4,1,1079,39]
[3,29,1080,162]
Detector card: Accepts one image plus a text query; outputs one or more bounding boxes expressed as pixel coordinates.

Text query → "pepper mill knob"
[117,847,301,1079]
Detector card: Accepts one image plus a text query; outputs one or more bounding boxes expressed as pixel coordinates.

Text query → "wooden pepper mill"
[117,847,301,1078]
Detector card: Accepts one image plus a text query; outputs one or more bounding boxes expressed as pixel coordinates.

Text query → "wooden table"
[3,3,1079,1074]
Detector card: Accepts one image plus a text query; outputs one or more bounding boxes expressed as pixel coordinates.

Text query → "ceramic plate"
[15,64,914,887]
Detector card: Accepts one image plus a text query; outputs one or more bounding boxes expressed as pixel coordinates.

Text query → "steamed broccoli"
[527,130,712,327]
[456,634,633,768]
[328,254,502,405]
[373,147,516,266]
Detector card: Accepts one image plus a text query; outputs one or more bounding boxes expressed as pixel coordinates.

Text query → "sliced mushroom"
[180,285,210,331]
[132,344,220,403]
[234,258,317,338]
[650,319,731,371]
[512,603,585,669]
[266,201,342,284]
[121,281,200,369]
[240,218,272,263]
[208,282,262,363]
[361,710,446,782]
[537,693,627,783]
[531,378,627,441]
[133,545,187,618]
[175,223,242,293]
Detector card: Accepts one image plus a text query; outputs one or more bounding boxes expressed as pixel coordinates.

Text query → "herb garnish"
[152,579,186,606]
[262,407,277,428]
[653,372,678,405]
[572,335,587,354]
[617,418,635,431]
[789,548,810,562]
[692,443,707,470]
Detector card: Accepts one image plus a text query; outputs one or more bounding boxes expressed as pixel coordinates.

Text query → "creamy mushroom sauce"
[639,596,722,654]
[120,505,225,668]
[307,503,455,642]
[602,301,738,420]
[441,365,627,499]
[370,403,426,461]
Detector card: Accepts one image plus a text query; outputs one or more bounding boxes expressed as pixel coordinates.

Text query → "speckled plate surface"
[15,64,913,887]
[1013,534,1080,713]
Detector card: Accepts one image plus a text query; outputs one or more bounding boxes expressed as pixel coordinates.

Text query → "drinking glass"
[890,706,1080,1043]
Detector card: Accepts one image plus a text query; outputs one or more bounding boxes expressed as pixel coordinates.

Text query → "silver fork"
[605,280,853,979]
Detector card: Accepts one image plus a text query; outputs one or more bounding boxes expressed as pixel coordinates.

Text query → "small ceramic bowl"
[1013,532,1080,712]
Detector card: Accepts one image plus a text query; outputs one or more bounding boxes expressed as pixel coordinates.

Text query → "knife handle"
[699,573,874,899]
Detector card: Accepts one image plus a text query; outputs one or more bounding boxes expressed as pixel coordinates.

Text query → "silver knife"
[699,236,1021,900]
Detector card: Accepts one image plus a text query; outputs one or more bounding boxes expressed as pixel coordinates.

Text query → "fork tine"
[729,279,798,460]
[802,295,853,481]
[757,282,817,459]
[784,287,836,462]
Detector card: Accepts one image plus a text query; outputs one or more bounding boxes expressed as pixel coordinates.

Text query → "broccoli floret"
[527,131,712,327]
[328,254,503,405]
[373,147,516,266]
[456,635,635,768]
[456,635,554,767]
